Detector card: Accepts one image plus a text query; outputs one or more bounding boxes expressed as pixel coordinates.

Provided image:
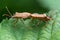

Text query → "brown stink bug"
[31,13,51,21]
[3,6,32,27]
[11,12,31,25]
[30,13,51,27]
[12,12,31,18]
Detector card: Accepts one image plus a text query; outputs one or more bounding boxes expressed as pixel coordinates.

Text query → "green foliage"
[0,10,60,40]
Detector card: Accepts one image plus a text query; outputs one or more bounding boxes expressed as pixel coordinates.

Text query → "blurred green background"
[38,0,60,9]
[0,0,49,22]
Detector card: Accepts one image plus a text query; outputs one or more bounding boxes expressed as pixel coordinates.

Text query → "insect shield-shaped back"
[12,12,31,18]
[31,13,51,21]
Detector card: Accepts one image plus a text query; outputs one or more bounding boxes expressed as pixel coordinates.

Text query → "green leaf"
[0,10,60,40]
[39,10,60,40]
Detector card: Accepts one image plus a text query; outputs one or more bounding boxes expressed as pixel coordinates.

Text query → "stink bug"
[12,12,31,18]
[31,13,51,21]
[30,13,51,27]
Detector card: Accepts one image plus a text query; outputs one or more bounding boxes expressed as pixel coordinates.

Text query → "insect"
[30,13,51,27]
[31,13,51,21]
[12,12,31,18]
[11,12,32,26]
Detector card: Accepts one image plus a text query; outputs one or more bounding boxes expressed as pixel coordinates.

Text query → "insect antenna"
[5,6,12,17]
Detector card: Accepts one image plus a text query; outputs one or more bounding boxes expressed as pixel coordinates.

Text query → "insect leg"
[13,18,18,27]
[34,20,41,27]
[20,18,25,24]
[29,18,33,23]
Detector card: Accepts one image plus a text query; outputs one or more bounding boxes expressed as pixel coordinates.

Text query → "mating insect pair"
[12,12,51,28]
[12,12,51,21]
[3,6,51,28]
[3,6,51,21]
